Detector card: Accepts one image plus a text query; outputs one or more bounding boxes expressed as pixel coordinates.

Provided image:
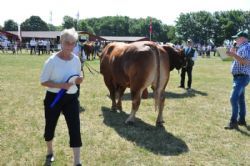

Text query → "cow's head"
[162,45,186,71]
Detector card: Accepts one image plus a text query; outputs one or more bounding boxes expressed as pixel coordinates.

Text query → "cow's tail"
[155,45,161,112]
[146,43,161,112]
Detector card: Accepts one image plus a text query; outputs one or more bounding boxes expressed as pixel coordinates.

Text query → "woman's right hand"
[61,83,73,90]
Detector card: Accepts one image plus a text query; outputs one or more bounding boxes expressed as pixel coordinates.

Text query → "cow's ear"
[180,49,185,57]
[107,45,115,55]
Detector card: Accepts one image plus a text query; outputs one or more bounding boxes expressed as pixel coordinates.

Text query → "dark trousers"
[43,91,82,147]
[180,66,193,88]
[38,46,43,55]
[30,46,36,55]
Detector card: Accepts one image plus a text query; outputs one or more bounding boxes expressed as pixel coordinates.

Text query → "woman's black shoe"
[44,154,54,166]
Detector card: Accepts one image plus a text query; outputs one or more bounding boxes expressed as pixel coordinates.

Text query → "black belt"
[233,74,247,77]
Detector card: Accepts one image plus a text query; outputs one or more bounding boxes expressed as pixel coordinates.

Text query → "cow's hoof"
[156,121,165,127]
[111,106,116,111]
[116,106,123,112]
[125,121,135,126]
[142,89,148,99]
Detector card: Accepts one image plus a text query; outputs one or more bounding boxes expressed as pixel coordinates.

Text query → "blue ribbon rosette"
[50,74,79,108]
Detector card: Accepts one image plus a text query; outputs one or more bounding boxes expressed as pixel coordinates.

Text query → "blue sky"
[0,0,249,26]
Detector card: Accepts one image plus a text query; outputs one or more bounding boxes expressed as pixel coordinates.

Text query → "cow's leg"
[109,86,117,111]
[141,88,148,99]
[125,89,142,124]
[86,53,89,60]
[116,86,126,111]
[156,90,165,127]
[104,77,117,111]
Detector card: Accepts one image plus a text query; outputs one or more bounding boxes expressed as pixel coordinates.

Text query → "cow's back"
[100,42,159,89]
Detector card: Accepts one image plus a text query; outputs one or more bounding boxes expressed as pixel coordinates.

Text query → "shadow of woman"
[101,106,189,156]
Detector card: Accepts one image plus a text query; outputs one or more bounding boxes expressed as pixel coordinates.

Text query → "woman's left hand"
[75,76,83,85]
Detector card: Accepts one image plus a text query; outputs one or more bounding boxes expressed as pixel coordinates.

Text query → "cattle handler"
[40,28,83,166]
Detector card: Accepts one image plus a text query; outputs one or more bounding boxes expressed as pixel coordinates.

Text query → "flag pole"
[149,17,152,41]
[76,11,80,31]
[18,24,22,42]
[49,11,52,25]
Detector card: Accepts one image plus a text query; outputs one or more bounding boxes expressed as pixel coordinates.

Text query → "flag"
[149,18,152,34]
[18,24,22,42]
[49,11,52,24]
[76,11,80,21]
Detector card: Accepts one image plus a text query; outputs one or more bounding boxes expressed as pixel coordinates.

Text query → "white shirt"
[3,40,8,47]
[40,53,81,93]
[207,45,212,51]
[73,44,81,56]
[30,39,36,46]
[73,44,87,61]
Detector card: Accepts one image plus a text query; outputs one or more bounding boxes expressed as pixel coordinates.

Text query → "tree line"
[1,10,250,46]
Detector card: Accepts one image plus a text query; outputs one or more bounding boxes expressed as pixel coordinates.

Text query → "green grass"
[0,53,249,165]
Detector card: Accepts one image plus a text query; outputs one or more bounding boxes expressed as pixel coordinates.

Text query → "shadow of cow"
[101,106,189,156]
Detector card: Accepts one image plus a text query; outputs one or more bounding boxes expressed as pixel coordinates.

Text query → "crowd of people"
[28,38,55,55]
[174,42,216,58]
[0,39,22,54]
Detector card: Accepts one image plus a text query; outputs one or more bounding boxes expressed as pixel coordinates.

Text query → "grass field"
[0,52,249,165]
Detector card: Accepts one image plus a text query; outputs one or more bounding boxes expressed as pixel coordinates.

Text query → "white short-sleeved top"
[40,52,81,93]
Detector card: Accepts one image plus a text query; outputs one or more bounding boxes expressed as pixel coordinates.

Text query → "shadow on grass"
[120,88,208,100]
[79,105,85,113]
[101,106,189,156]
[236,126,250,137]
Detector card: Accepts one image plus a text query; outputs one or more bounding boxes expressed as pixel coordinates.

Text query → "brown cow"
[100,41,184,126]
[83,42,94,60]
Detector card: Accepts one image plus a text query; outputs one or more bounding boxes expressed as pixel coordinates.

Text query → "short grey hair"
[60,28,78,44]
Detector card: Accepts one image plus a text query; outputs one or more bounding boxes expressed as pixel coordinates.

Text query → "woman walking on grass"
[40,28,83,166]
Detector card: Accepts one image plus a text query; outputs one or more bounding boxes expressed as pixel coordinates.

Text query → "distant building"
[100,36,149,42]
[8,31,105,43]
[0,30,19,41]
[8,31,149,43]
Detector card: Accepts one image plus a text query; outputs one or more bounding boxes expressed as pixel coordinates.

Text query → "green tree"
[176,11,216,44]
[3,19,18,31]
[62,16,78,29]
[78,20,94,33]
[21,16,49,31]
[47,24,62,31]
[128,18,142,36]
[83,16,173,42]
[213,10,245,45]
[166,25,179,43]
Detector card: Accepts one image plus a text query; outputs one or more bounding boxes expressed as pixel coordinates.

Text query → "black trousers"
[180,66,193,88]
[43,91,82,147]
[30,46,36,55]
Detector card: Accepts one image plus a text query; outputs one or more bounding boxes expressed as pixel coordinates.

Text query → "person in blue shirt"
[225,31,250,129]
